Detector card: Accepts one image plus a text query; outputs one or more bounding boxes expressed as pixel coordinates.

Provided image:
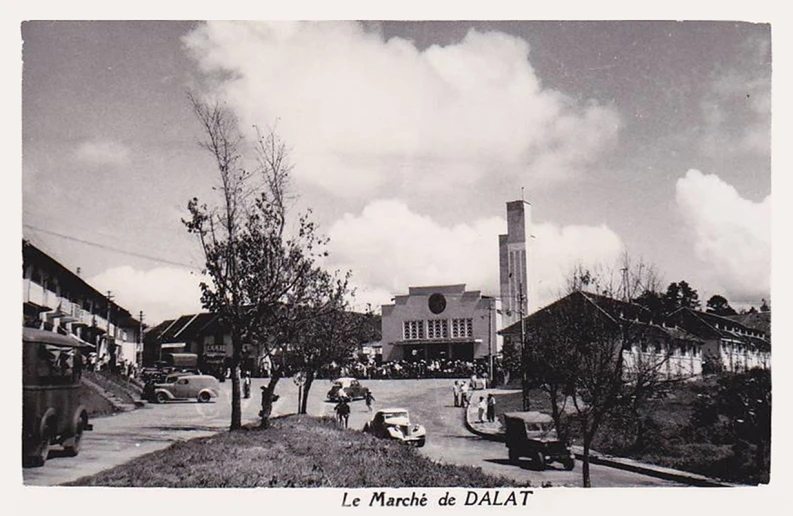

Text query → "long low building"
[380,284,502,363]
[22,239,143,368]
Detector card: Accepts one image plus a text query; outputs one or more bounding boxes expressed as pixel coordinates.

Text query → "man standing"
[452,380,461,407]
[486,393,496,423]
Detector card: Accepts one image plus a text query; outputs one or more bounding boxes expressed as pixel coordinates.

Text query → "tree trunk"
[582,432,592,488]
[260,374,281,428]
[230,359,242,431]
[300,371,315,415]
[548,386,563,441]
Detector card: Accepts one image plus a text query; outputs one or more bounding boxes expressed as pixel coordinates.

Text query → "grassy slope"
[67,415,524,488]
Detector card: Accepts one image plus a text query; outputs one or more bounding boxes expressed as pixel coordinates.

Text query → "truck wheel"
[156,392,168,404]
[534,451,546,470]
[198,391,211,403]
[64,418,85,457]
[563,458,575,471]
[508,448,520,465]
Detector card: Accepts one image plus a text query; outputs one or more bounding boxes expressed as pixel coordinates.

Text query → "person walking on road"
[365,390,376,411]
[452,380,461,407]
[335,398,351,428]
[477,396,486,423]
[486,393,496,423]
[461,381,471,408]
[243,372,251,399]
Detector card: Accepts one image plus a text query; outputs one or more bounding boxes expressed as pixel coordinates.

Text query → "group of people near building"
[325,358,501,382]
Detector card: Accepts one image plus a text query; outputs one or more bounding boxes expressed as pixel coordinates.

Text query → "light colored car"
[148,374,220,404]
[327,377,370,401]
[363,407,426,447]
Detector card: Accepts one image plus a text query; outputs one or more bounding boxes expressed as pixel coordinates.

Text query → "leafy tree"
[706,294,737,316]
[760,298,770,312]
[692,369,771,482]
[663,280,700,313]
[287,276,376,414]
[184,96,332,430]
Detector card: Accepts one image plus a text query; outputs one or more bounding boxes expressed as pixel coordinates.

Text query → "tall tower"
[499,200,530,327]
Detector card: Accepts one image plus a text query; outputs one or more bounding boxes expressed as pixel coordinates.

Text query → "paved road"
[23,377,680,487]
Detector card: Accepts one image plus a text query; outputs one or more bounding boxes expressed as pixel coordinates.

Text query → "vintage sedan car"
[146,374,220,404]
[327,377,370,401]
[363,407,426,447]
[504,411,575,470]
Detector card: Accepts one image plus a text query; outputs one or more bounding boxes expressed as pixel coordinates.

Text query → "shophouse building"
[22,239,143,367]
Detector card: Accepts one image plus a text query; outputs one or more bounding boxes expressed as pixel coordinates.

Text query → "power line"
[23,224,203,271]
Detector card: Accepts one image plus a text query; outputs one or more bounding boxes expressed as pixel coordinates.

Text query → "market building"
[379,284,501,363]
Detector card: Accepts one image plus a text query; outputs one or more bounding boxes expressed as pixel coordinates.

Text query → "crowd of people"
[322,357,504,383]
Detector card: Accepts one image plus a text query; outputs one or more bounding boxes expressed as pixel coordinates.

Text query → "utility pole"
[106,291,115,373]
[488,297,494,383]
[520,282,529,411]
[138,310,144,367]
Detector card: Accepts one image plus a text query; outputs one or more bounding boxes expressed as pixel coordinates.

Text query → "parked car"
[146,374,220,403]
[327,377,370,401]
[504,411,575,470]
[22,327,93,467]
[363,407,426,447]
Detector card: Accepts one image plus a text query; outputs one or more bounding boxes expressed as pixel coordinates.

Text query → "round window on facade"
[428,293,446,314]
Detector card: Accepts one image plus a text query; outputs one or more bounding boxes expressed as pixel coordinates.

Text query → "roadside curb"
[461,398,733,487]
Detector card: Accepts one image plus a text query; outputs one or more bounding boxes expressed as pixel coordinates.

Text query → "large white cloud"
[183,21,619,197]
[326,199,624,311]
[88,266,205,324]
[675,169,770,301]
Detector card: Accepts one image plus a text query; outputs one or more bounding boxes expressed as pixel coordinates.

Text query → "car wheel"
[416,438,426,448]
[156,391,168,404]
[563,458,575,471]
[64,418,85,457]
[508,448,520,466]
[198,391,211,403]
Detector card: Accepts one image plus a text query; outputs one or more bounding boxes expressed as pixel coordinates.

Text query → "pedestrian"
[452,380,460,407]
[487,393,496,422]
[365,390,375,411]
[335,398,351,428]
[477,396,486,423]
[461,381,470,408]
[243,371,251,399]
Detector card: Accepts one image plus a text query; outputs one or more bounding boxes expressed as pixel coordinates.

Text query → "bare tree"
[184,95,330,430]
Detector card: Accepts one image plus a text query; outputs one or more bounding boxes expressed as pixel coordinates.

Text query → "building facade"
[499,291,706,381]
[380,284,501,363]
[666,308,771,374]
[22,240,143,367]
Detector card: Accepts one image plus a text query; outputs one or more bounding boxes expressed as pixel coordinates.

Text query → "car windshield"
[525,422,553,433]
[383,411,409,420]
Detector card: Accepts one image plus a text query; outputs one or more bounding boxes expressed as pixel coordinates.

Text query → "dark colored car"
[504,411,575,470]
[23,328,93,467]
[327,377,370,401]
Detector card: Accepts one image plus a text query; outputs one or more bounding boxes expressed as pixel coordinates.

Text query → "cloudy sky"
[20,20,772,324]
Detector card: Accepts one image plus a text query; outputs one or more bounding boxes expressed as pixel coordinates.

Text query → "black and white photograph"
[8,5,787,513]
